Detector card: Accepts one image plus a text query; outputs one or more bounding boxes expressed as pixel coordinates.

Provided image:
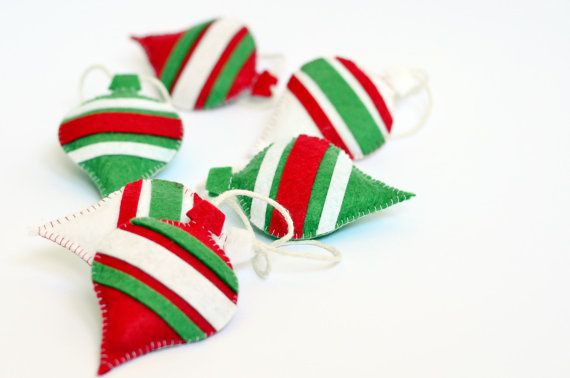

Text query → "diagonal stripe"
[201,30,254,109]
[269,136,330,237]
[65,141,177,164]
[117,179,143,226]
[301,58,383,155]
[249,139,290,229]
[336,57,393,133]
[127,219,238,297]
[95,253,215,335]
[161,20,213,91]
[287,75,353,158]
[303,146,339,236]
[59,112,183,145]
[98,227,237,330]
[316,151,353,235]
[171,19,244,109]
[225,50,256,100]
[136,179,153,218]
[63,98,178,121]
[92,260,208,340]
[149,180,183,220]
[295,71,364,159]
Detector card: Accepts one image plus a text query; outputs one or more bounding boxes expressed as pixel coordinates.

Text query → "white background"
[1,0,569,377]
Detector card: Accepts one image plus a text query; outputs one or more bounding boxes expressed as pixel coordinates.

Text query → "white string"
[210,189,341,278]
[140,75,173,104]
[384,68,434,140]
[78,64,112,102]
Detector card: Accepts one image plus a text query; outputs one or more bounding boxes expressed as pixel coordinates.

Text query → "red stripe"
[123,223,238,303]
[288,75,354,159]
[336,56,393,132]
[95,253,216,335]
[269,135,330,238]
[117,179,143,226]
[131,32,184,78]
[225,50,256,101]
[170,22,213,93]
[59,112,183,145]
[194,27,248,109]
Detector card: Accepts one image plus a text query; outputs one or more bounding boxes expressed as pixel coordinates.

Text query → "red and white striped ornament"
[92,195,238,375]
[132,18,278,110]
[38,179,194,264]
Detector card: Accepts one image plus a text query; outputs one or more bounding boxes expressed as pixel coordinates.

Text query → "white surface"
[1,1,569,377]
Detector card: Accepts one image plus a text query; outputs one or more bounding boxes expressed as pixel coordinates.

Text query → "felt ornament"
[253,56,432,160]
[38,179,194,264]
[92,194,238,374]
[206,134,415,240]
[132,18,278,110]
[59,70,184,196]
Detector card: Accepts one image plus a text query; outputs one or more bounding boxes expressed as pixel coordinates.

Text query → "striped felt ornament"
[255,56,398,160]
[38,179,194,264]
[206,135,414,240]
[132,18,278,110]
[59,74,184,196]
[92,198,238,375]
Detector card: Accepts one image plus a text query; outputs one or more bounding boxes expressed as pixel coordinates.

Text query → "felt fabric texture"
[59,74,184,196]
[38,179,194,264]
[254,56,395,160]
[92,201,238,375]
[206,135,414,239]
[132,18,277,110]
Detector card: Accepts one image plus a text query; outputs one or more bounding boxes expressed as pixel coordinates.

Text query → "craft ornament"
[38,179,194,264]
[59,72,184,196]
[92,194,238,374]
[206,134,415,240]
[133,17,278,110]
[254,56,431,159]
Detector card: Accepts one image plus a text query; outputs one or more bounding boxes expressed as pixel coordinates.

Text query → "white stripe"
[67,142,177,164]
[249,139,290,229]
[64,98,176,120]
[171,19,244,109]
[326,57,389,138]
[98,228,236,330]
[295,71,364,159]
[316,152,353,235]
[136,180,152,218]
[180,190,194,222]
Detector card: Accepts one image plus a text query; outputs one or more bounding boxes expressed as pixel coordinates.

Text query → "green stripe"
[160,20,213,91]
[301,58,384,155]
[62,132,181,152]
[263,139,295,230]
[92,262,206,341]
[232,148,268,215]
[131,218,238,293]
[302,146,339,236]
[63,107,179,123]
[149,180,184,219]
[204,33,255,109]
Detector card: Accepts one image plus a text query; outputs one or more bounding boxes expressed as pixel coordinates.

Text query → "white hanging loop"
[78,64,112,103]
[140,75,172,104]
[210,189,341,278]
[383,68,433,140]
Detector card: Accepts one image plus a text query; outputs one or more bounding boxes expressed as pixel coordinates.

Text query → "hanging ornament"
[206,134,414,240]
[253,56,432,159]
[132,18,278,110]
[59,66,184,196]
[38,179,194,264]
[92,195,238,375]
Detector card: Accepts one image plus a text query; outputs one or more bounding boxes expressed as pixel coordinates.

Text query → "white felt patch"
[64,98,176,120]
[67,142,178,163]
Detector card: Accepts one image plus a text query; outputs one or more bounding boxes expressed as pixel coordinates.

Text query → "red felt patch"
[117,179,143,226]
[186,193,226,237]
[131,32,184,77]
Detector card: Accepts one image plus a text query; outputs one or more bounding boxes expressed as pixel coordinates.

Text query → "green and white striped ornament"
[38,179,194,264]
[59,74,184,196]
[207,135,414,240]
[255,56,397,160]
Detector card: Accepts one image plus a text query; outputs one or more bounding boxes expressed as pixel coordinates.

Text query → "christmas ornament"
[132,17,278,110]
[206,134,414,240]
[38,179,194,264]
[59,69,184,196]
[254,56,432,159]
[92,195,238,374]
